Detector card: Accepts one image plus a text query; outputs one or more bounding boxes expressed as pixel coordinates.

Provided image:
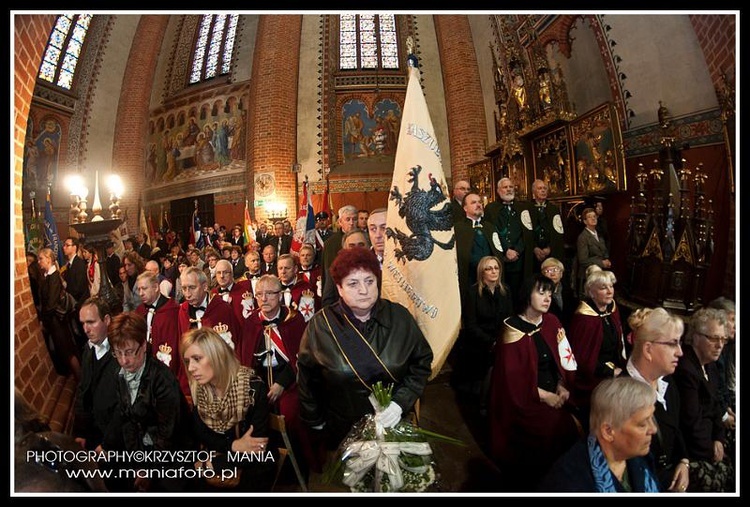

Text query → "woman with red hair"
[297,247,433,453]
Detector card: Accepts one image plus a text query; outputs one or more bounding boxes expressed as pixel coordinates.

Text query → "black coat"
[74,344,120,449]
[622,370,688,489]
[454,217,503,306]
[673,345,726,461]
[106,354,194,453]
[297,299,433,448]
[62,255,90,306]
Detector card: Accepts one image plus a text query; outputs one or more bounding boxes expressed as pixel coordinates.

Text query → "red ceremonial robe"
[490,313,581,487]
[178,295,243,360]
[135,297,190,400]
[210,279,255,323]
[568,299,625,410]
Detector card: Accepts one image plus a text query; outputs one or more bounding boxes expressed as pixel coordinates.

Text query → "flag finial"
[406,36,418,68]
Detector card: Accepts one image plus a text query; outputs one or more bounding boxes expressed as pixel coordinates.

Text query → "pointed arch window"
[339,14,399,70]
[189,14,239,84]
[38,14,92,90]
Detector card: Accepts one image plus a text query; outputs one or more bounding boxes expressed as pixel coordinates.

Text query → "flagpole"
[381,36,461,380]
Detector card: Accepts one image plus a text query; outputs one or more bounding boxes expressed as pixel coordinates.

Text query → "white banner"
[381,64,461,380]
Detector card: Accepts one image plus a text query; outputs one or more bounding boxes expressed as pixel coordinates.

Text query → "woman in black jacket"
[36,247,81,379]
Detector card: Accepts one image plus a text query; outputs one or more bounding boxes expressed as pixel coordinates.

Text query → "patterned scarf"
[587,434,659,492]
[195,365,255,433]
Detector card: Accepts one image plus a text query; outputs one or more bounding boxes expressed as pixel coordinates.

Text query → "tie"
[281,285,292,307]
[473,220,482,229]
[188,305,206,327]
[218,287,230,294]
[146,307,156,343]
[262,317,281,327]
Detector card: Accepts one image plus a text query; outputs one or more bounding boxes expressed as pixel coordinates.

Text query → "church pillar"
[246,15,302,222]
[433,15,488,183]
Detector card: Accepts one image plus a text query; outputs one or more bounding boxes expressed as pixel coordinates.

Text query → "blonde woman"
[568,265,626,424]
[182,327,274,491]
[625,307,690,492]
[461,256,513,412]
[540,256,575,328]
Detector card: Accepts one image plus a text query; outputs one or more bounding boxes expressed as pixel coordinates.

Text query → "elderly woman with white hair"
[568,265,627,429]
[538,377,660,492]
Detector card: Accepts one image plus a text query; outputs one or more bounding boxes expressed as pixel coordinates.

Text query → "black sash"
[321,303,396,389]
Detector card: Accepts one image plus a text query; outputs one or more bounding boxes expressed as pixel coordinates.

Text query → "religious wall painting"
[146,91,248,185]
[531,126,573,198]
[338,98,402,174]
[23,117,62,193]
[570,103,626,195]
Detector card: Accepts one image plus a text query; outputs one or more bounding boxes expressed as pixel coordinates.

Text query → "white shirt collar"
[626,359,669,410]
[89,337,111,360]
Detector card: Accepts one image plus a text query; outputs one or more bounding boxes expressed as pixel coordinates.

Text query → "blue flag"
[43,194,64,266]
[191,208,205,249]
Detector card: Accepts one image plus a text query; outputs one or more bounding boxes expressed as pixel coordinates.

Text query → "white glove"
[375,402,403,428]
[311,422,326,430]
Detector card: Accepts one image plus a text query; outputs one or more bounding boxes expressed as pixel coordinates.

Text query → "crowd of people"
[23,180,736,493]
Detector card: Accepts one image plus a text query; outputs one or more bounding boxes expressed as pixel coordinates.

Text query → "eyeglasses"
[112,343,143,359]
[255,290,281,299]
[697,333,728,345]
[651,340,682,350]
[543,267,561,273]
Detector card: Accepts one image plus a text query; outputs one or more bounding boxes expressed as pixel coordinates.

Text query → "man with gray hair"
[210,258,254,323]
[134,271,187,398]
[321,204,358,289]
[484,177,532,300]
[177,266,243,360]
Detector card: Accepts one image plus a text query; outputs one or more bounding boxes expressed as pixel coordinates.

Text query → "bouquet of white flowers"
[323,382,463,492]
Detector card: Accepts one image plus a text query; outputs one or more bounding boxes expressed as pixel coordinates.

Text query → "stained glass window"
[38,14,92,90]
[339,14,398,70]
[190,14,239,84]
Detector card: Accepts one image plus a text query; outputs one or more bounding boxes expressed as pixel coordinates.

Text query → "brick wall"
[112,16,169,220]
[246,15,302,221]
[13,14,73,427]
[690,15,736,90]
[433,15,488,184]
[689,13,736,298]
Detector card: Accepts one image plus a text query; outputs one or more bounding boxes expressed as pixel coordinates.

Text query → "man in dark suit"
[135,232,152,260]
[321,204,357,289]
[451,179,471,223]
[61,236,90,307]
[271,221,292,256]
[260,244,278,275]
[454,193,503,307]
[484,177,533,302]
[256,222,271,249]
[74,297,119,451]
[105,241,121,286]
[527,179,565,274]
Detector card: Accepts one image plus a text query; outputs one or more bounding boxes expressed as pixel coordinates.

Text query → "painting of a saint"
[23,118,62,191]
[341,99,402,167]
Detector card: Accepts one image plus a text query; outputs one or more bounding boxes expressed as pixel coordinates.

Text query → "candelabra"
[65,170,125,311]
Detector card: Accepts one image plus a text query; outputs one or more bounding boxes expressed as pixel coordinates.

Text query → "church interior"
[12,12,736,493]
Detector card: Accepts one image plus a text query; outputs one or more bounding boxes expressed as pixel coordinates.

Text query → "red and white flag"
[381,56,461,380]
[291,177,316,254]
